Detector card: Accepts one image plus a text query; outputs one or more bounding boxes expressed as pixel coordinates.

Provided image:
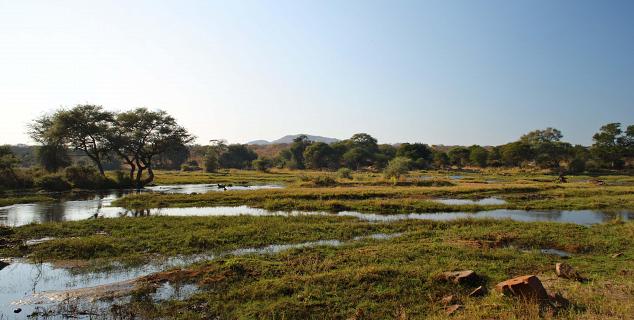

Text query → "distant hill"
[247,134,339,145]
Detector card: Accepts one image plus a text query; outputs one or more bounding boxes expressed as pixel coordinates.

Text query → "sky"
[1,0,633,146]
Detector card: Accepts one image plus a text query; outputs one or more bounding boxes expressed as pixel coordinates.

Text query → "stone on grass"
[440,295,458,306]
[555,262,586,282]
[445,304,463,316]
[440,270,480,285]
[495,275,549,301]
[611,253,624,258]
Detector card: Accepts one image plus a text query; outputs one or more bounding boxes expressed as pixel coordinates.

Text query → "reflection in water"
[0,233,399,316]
[434,197,507,205]
[0,184,283,227]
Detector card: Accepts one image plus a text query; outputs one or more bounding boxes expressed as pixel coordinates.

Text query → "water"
[434,197,507,205]
[145,184,282,194]
[0,184,282,227]
[540,248,571,258]
[0,233,399,317]
[143,206,632,226]
[3,200,633,228]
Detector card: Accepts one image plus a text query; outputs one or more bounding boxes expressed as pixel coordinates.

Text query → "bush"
[203,153,219,173]
[65,165,115,189]
[35,174,71,191]
[252,158,274,172]
[181,164,201,172]
[112,170,132,188]
[311,175,337,187]
[336,168,353,179]
[383,157,411,180]
[300,175,337,187]
[567,158,586,174]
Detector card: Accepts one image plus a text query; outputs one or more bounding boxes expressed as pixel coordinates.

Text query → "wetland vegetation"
[1,107,634,318]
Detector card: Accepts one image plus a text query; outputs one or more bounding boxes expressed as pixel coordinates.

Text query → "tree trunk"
[128,162,136,188]
[96,161,105,176]
[142,166,154,186]
[135,166,144,190]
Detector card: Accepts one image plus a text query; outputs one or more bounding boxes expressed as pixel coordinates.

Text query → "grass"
[0,194,54,207]
[4,216,632,319]
[113,179,634,214]
[2,168,634,318]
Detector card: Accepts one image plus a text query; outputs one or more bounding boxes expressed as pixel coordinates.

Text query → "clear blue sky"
[1,0,632,146]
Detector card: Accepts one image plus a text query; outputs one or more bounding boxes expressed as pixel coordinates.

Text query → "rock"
[0,260,9,271]
[495,275,549,301]
[555,263,585,282]
[612,253,624,258]
[445,304,463,316]
[14,308,22,313]
[469,285,487,297]
[440,270,480,285]
[440,295,458,306]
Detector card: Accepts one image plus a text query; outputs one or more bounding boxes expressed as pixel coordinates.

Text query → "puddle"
[0,233,399,316]
[449,175,463,180]
[25,237,57,246]
[540,248,571,258]
[0,184,283,227]
[434,197,507,205]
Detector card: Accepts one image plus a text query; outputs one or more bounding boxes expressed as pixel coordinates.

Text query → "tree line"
[1,104,633,191]
[195,125,634,174]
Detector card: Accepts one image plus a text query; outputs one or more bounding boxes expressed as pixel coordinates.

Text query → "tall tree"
[591,123,625,168]
[303,142,335,169]
[447,147,470,168]
[289,135,311,169]
[219,144,257,169]
[29,105,114,175]
[468,145,489,167]
[396,143,433,169]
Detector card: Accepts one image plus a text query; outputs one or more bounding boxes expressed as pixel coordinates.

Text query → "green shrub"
[181,164,201,172]
[65,165,115,189]
[35,174,71,191]
[383,157,411,180]
[336,168,353,179]
[112,170,132,188]
[203,153,219,173]
[311,175,337,187]
[252,158,274,172]
[567,158,586,174]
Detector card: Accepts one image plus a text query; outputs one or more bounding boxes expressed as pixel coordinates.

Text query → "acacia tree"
[29,105,114,175]
[113,108,193,188]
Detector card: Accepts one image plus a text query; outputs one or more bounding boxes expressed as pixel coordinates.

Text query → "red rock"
[445,304,463,316]
[495,275,549,301]
[440,295,458,306]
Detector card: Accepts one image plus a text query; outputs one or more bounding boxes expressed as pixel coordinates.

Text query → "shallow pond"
[3,202,633,228]
[434,197,506,205]
[0,233,398,317]
[0,184,282,227]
